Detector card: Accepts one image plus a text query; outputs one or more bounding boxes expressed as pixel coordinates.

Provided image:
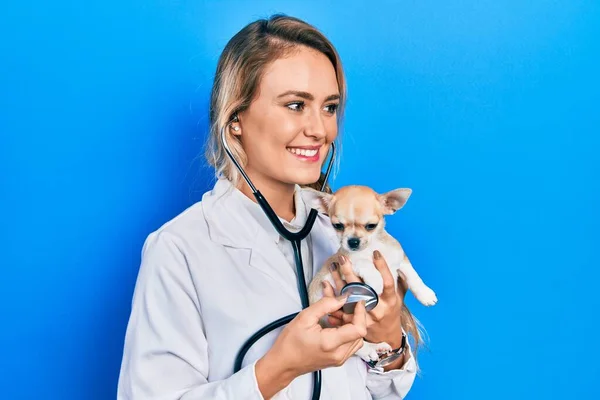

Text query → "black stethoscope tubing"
[222,122,335,400]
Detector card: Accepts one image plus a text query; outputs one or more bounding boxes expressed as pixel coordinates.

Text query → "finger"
[322,282,344,327]
[323,301,368,349]
[338,303,372,325]
[397,269,409,298]
[322,281,336,299]
[348,338,364,356]
[326,315,344,327]
[301,295,349,325]
[322,302,367,347]
[341,312,354,324]
[373,250,396,300]
[330,262,346,292]
[368,304,386,322]
[329,309,345,320]
[351,300,368,332]
[338,255,361,283]
[322,323,365,348]
[332,310,361,324]
[339,338,364,362]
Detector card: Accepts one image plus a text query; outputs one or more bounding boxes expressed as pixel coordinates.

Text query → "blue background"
[1,1,599,399]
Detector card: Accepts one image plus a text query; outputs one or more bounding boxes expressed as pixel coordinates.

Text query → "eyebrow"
[277,90,340,102]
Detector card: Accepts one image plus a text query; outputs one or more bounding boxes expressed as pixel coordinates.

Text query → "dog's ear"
[301,187,333,214]
[379,188,412,215]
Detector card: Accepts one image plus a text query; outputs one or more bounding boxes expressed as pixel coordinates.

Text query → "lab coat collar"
[236,183,310,245]
[201,178,256,249]
[202,178,313,247]
[201,178,339,306]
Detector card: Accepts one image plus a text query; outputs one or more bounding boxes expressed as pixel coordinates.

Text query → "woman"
[118,15,420,400]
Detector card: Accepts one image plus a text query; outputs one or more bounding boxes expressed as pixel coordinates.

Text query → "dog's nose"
[347,238,360,250]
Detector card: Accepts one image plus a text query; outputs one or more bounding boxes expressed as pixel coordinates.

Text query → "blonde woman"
[118,15,420,400]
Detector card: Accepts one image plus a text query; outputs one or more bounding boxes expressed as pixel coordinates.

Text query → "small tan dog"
[303,185,437,363]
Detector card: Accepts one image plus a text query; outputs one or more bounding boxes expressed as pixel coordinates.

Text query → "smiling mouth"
[286,146,320,162]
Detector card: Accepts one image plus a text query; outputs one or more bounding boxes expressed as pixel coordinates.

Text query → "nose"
[347,237,360,250]
[305,110,327,140]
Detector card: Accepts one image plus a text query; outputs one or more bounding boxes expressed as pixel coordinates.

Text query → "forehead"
[333,189,382,222]
[259,46,339,97]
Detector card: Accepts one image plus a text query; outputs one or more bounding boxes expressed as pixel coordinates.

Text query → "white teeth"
[287,148,317,157]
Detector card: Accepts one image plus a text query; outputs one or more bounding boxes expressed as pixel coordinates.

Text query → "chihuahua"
[303,185,437,363]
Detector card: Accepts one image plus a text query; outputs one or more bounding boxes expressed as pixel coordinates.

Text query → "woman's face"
[234,46,340,189]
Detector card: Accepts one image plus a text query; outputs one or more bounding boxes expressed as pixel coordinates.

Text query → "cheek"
[256,109,302,143]
[244,123,296,164]
[325,119,338,142]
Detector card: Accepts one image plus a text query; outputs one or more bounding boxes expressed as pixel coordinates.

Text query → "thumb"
[301,295,349,324]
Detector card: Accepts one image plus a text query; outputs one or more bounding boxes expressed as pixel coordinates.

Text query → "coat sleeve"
[117,231,265,400]
[364,340,418,399]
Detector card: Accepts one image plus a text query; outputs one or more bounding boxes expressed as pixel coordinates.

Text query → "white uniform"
[117,178,417,399]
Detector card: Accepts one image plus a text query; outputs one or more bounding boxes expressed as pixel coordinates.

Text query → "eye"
[286,101,305,112]
[365,223,378,231]
[323,103,339,115]
[332,223,344,231]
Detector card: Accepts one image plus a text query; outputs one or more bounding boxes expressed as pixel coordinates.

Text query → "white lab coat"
[117,178,417,399]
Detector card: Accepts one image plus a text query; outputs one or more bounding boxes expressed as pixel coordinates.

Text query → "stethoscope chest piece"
[339,282,379,314]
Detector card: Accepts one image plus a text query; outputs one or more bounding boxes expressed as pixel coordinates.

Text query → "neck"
[237,170,296,222]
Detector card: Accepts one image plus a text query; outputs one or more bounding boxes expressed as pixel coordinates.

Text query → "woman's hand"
[255,296,368,399]
[323,251,410,369]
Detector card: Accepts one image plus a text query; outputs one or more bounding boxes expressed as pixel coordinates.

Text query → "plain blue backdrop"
[1,1,599,399]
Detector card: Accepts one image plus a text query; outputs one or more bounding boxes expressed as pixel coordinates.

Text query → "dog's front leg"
[398,254,437,306]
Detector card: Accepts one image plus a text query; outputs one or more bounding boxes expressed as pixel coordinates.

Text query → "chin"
[294,170,322,186]
[282,168,322,186]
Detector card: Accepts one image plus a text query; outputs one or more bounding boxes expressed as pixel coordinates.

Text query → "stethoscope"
[221,120,380,400]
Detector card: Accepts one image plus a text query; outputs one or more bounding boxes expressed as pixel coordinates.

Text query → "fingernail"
[339,254,347,265]
[336,294,349,302]
[329,262,339,271]
[373,250,381,260]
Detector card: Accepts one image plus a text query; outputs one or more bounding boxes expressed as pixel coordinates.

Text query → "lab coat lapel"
[247,227,301,306]
[202,178,302,306]
[310,213,341,277]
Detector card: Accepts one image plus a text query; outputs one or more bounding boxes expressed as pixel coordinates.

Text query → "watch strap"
[366,332,407,369]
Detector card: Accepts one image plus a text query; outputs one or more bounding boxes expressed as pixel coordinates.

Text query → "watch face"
[375,352,404,369]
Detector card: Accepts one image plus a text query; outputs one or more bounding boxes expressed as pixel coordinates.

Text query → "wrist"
[369,320,403,348]
[382,349,408,372]
[384,327,404,349]
[255,349,296,398]
[366,331,408,372]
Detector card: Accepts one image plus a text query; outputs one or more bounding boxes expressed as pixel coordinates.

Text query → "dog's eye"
[365,223,378,231]
[332,223,344,231]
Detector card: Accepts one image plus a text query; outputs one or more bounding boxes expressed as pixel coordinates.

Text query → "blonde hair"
[204,14,424,361]
[204,14,345,193]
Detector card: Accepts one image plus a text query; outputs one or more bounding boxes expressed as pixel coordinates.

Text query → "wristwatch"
[366,332,407,369]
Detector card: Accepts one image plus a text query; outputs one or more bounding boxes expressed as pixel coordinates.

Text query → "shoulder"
[140,202,210,263]
[151,202,207,240]
[141,178,234,255]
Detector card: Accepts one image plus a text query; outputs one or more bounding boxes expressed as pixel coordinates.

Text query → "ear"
[229,122,241,136]
[301,187,333,214]
[229,113,242,136]
[379,188,412,215]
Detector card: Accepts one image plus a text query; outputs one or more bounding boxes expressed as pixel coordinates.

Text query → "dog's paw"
[356,341,393,363]
[413,285,438,306]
